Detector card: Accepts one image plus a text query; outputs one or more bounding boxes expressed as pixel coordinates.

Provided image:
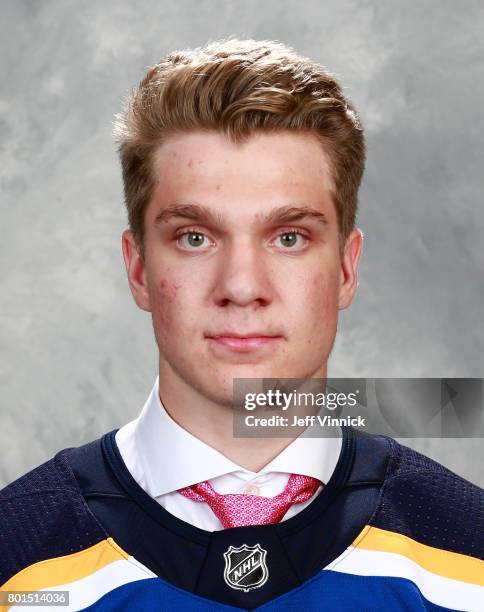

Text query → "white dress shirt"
[115,377,343,531]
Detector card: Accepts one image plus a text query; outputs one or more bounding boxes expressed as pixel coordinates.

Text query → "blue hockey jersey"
[0,427,483,611]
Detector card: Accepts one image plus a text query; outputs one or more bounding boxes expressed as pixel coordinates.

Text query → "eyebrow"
[154,204,224,227]
[154,203,329,228]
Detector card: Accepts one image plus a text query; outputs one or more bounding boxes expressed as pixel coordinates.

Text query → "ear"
[338,228,363,310]
[121,229,151,312]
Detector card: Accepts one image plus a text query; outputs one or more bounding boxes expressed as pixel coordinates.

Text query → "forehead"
[149,130,336,222]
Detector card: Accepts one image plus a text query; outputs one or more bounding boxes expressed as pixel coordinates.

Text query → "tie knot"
[178,474,321,528]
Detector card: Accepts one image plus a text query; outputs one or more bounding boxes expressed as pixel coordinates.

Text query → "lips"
[207,331,279,339]
[205,331,283,353]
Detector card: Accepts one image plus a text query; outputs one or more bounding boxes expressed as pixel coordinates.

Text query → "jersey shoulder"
[0,441,107,586]
[370,436,483,560]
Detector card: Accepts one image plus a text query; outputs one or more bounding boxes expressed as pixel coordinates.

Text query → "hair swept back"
[113,37,366,254]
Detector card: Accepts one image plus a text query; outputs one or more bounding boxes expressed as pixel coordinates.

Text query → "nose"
[212,238,274,308]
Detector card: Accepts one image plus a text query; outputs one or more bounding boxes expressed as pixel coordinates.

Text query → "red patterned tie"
[177,474,321,528]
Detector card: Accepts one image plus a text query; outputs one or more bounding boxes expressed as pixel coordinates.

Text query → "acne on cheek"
[151,278,183,329]
[158,279,183,301]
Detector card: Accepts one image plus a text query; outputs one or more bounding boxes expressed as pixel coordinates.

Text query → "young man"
[1,39,482,611]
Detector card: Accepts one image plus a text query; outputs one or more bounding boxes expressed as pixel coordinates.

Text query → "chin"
[216,363,302,388]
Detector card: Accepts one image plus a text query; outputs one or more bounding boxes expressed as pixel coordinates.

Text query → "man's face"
[123,130,361,406]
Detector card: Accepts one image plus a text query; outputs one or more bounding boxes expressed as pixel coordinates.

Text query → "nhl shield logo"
[223,544,268,592]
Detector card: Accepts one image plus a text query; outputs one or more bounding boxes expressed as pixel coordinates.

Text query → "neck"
[157,361,328,472]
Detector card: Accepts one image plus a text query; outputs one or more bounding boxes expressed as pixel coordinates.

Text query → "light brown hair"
[114,38,365,255]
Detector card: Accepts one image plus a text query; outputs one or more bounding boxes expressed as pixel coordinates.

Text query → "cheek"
[150,277,184,329]
[302,271,340,339]
[160,278,182,300]
[308,271,338,309]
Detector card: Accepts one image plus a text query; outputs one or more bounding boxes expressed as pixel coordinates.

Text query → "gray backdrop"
[1,0,483,487]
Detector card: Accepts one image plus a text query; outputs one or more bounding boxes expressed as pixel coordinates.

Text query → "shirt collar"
[131,377,342,497]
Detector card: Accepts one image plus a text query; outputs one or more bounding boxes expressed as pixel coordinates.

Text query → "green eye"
[186,232,205,247]
[176,229,213,250]
[280,233,297,247]
[278,232,301,248]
